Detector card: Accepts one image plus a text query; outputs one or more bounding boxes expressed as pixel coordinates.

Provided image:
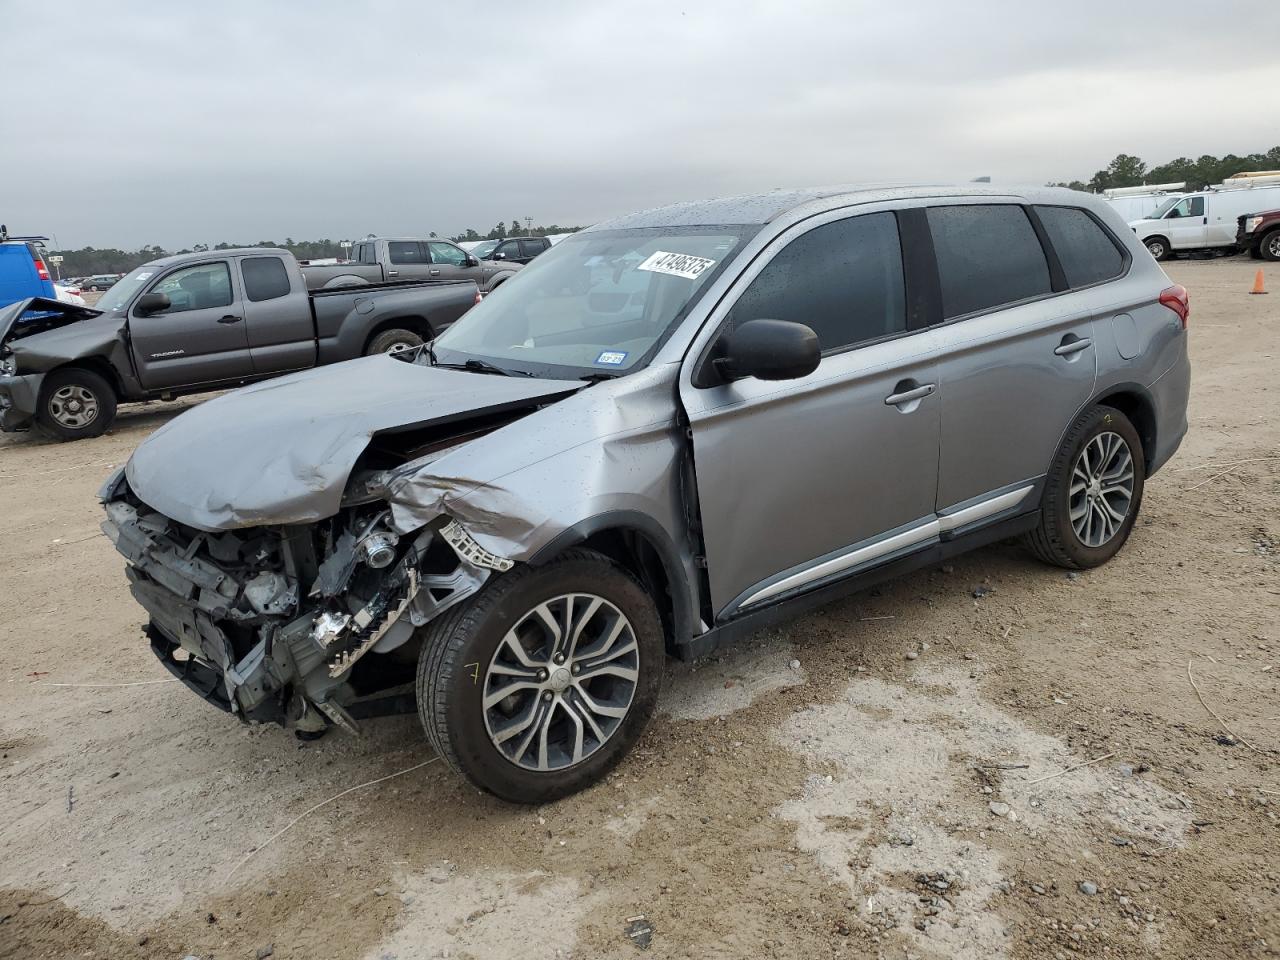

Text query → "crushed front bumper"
[0,372,42,432]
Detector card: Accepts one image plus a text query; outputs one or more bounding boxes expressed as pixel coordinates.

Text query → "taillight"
[1159,284,1189,329]
[33,253,50,282]
[474,289,483,305]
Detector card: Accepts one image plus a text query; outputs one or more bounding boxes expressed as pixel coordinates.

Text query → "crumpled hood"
[125,355,579,531]
[0,296,104,351]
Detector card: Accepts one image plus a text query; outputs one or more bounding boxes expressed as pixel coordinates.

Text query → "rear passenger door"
[927,203,1098,520]
[384,241,434,282]
[239,255,316,374]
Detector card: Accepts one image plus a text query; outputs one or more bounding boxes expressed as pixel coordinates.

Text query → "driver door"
[427,240,473,281]
[679,210,941,618]
[128,261,254,390]
[1163,196,1207,249]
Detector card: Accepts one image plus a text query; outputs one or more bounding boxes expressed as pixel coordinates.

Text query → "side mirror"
[492,251,506,260]
[465,255,479,267]
[135,292,171,316]
[711,318,820,383]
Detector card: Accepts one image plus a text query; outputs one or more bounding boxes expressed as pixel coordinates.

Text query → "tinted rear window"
[242,257,291,302]
[927,205,1052,318]
[1035,206,1125,288]
[388,241,426,264]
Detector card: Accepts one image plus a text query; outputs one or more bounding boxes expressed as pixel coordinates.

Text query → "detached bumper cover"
[0,372,42,431]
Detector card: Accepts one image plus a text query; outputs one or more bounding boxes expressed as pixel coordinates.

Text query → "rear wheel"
[36,368,117,441]
[1144,236,1171,261]
[1261,230,1280,262]
[365,328,425,356]
[416,549,663,803]
[1023,405,1145,569]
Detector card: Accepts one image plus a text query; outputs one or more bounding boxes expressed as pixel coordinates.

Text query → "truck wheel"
[1261,230,1280,262]
[1250,245,1264,260]
[1022,405,1145,570]
[416,548,664,804]
[1144,237,1171,261]
[366,328,424,356]
[36,368,117,441]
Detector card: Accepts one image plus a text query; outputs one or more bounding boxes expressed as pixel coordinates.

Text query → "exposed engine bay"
[101,478,510,734]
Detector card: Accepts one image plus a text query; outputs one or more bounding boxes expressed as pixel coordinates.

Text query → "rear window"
[927,205,1052,319]
[388,241,426,265]
[242,257,291,302]
[1034,206,1125,288]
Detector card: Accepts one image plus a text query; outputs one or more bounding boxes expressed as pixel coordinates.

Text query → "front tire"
[416,549,663,803]
[1144,236,1172,261]
[35,367,117,441]
[1023,405,1145,569]
[1260,230,1280,262]
[365,328,425,356]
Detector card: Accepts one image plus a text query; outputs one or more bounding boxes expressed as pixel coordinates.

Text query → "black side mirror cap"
[465,255,479,267]
[711,318,820,383]
[135,292,171,316]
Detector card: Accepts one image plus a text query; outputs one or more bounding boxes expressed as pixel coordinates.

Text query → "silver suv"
[101,185,1190,803]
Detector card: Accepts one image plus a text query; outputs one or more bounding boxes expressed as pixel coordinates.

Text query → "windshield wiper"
[435,357,531,377]
[579,372,618,383]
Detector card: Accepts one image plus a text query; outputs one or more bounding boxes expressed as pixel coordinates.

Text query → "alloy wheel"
[48,385,99,428]
[482,593,639,772]
[1268,234,1280,259]
[1069,431,1134,548]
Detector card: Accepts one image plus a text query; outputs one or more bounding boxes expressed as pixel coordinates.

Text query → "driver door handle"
[884,382,936,406]
[429,268,441,276]
[217,314,242,324]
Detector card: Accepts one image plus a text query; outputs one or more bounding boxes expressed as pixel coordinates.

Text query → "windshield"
[96,265,160,312]
[471,240,499,259]
[431,226,752,379]
[1146,197,1181,220]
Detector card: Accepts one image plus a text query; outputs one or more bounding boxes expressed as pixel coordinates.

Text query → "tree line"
[45,221,584,276]
[1052,145,1280,193]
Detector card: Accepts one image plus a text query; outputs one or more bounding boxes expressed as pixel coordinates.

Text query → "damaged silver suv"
[101,185,1191,802]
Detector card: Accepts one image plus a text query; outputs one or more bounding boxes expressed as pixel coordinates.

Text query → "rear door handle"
[884,382,936,406]
[217,315,242,324]
[1054,337,1091,357]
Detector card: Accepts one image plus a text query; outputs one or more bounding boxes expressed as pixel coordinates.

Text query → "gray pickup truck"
[0,247,479,441]
[302,237,521,293]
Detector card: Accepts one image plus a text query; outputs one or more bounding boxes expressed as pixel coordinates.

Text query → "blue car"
[0,225,56,309]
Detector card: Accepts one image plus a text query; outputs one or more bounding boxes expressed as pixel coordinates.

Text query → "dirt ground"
[2,257,1277,960]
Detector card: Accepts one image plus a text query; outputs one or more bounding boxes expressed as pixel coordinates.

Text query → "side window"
[520,239,546,258]
[359,243,377,264]
[1166,197,1204,219]
[496,241,520,259]
[387,241,426,265]
[1188,196,1205,217]
[1034,206,1125,288]
[147,263,233,314]
[725,212,906,353]
[428,241,468,267]
[241,257,292,302]
[927,205,1052,318]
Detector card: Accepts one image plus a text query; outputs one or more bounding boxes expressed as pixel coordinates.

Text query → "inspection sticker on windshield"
[595,350,628,366]
[636,251,716,280]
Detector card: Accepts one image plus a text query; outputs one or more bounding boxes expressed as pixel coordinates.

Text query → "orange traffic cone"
[1251,269,1268,295]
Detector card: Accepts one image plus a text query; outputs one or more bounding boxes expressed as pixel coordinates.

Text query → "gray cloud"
[3,0,1274,248]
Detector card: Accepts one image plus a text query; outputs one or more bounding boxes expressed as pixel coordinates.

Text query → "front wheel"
[1144,237,1171,261]
[416,549,663,803]
[1022,405,1145,569]
[1260,230,1280,262]
[35,367,117,441]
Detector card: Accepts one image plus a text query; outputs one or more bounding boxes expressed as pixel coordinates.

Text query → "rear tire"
[1144,237,1172,261]
[1022,405,1145,569]
[35,368,117,441]
[1260,230,1280,262]
[416,549,663,803]
[365,328,425,356]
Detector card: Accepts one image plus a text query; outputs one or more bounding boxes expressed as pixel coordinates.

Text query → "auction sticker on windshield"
[595,350,628,366]
[637,251,716,280]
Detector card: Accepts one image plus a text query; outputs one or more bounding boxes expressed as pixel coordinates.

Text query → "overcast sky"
[3,1,1275,249]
